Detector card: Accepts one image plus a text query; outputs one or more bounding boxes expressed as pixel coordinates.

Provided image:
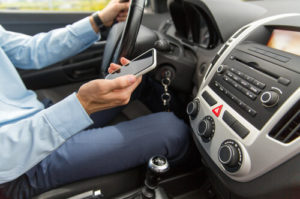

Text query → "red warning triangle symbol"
[212,105,223,117]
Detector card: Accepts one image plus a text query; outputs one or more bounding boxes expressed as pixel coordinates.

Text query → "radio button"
[239,87,257,100]
[233,82,239,89]
[245,75,255,83]
[277,77,291,86]
[228,78,236,86]
[219,86,225,92]
[249,85,261,94]
[253,80,266,89]
[239,101,247,110]
[227,92,236,101]
[232,96,241,104]
[236,71,243,76]
[226,71,234,78]
[214,81,220,87]
[240,80,250,87]
[223,75,229,82]
[246,106,257,117]
[229,68,236,73]
[232,75,240,82]
[246,91,257,100]
[236,84,246,93]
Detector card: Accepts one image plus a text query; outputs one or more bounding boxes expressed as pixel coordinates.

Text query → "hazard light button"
[212,105,223,117]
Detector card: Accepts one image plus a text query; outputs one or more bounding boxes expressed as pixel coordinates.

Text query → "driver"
[0,0,190,198]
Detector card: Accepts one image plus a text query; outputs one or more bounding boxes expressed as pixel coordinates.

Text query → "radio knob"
[217,65,227,74]
[261,91,279,107]
[186,100,199,118]
[218,144,239,167]
[198,116,215,142]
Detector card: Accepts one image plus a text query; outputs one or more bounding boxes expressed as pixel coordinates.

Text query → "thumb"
[106,75,137,91]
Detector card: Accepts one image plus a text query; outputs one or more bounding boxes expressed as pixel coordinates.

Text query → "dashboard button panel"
[213,81,257,118]
[222,111,250,139]
[202,91,217,106]
[208,47,299,130]
[231,121,250,139]
[223,111,236,126]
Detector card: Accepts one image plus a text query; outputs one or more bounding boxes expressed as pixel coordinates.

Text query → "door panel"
[19,41,105,90]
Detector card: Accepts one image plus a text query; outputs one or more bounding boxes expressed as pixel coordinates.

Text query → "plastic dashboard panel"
[189,13,300,183]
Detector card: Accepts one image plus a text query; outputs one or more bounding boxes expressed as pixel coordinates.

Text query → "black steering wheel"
[100,0,146,77]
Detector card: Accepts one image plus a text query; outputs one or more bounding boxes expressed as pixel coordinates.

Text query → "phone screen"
[106,49,155,80]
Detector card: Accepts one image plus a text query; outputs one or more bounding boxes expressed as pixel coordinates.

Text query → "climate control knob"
[219,144,239,167]
[260,91,279,107]
[218,140,243,172]
[186,99,200,119]
[198,116,215,142]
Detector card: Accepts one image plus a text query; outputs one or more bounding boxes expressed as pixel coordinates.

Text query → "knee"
[151,112,190,159]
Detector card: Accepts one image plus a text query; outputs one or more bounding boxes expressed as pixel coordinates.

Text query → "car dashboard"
[158,0,300,198]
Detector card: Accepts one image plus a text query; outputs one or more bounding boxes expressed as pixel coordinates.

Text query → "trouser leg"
[5,112,190,198]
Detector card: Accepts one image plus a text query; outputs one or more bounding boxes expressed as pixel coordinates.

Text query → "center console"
[188,13,300,183]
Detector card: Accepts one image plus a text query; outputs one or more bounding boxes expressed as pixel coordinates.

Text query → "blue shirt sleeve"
[0,93,93,183]
[0,17,100,70]
[0,17,98,183]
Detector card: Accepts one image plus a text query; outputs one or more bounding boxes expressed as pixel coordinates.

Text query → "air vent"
[269,109,300,144]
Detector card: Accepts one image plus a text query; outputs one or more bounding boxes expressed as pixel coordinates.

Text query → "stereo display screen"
[267,29,300,56]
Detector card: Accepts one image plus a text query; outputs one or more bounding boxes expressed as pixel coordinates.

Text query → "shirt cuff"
[70,17,101,45]
[43,93,93,140]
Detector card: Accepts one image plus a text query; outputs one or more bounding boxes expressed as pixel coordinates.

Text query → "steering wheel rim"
[100,0,146,77]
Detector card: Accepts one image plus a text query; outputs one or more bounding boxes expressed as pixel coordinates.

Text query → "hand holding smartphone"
[105,48,157,80]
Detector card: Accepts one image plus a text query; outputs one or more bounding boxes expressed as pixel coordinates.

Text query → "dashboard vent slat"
[269,110,300,144]
[283,123,300,143]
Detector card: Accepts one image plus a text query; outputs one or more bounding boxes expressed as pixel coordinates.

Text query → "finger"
[108,63,121,73]
[118,11,128,17]
[109,76,141,105]
[116,2,130,12]
[107,75,137,91]
[117,16,127,22]
[120,57,130,66]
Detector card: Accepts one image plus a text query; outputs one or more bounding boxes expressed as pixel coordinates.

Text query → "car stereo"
[209,41,300,131]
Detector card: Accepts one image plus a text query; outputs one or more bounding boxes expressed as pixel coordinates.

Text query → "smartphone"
[105,48,157,80]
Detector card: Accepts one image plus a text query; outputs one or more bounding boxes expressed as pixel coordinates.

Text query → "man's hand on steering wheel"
[90,0,130,33]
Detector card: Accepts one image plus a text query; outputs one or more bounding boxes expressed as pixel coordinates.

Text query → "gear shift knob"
[130,156,170,199]
[148,156,169,175]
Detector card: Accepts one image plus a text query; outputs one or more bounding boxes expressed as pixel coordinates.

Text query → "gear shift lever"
[142,156,169,199]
